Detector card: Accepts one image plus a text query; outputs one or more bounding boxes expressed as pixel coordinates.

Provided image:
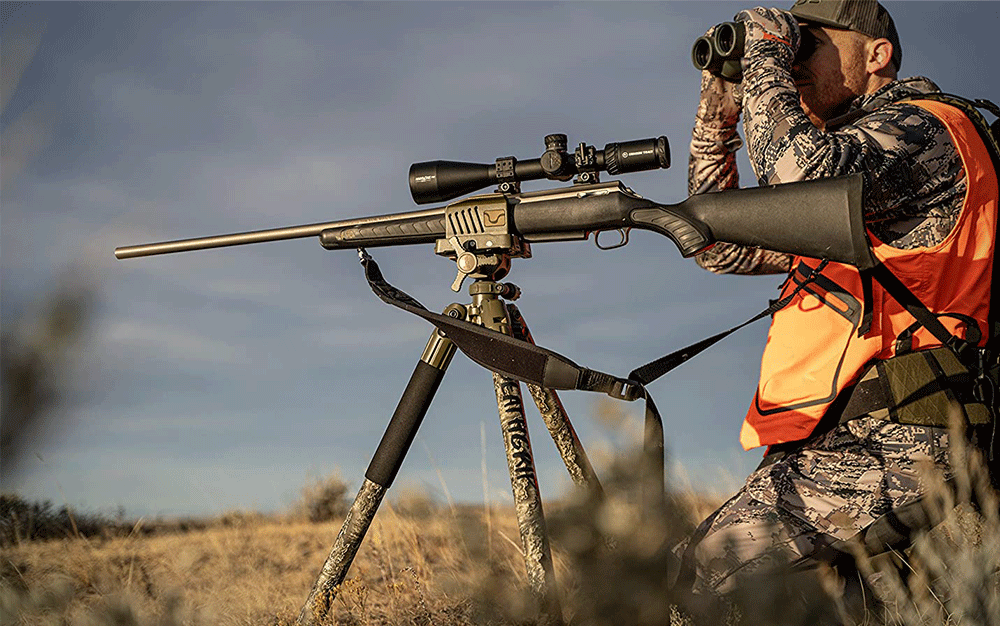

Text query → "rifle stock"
[505,174,869,266]
[675,174,873,269]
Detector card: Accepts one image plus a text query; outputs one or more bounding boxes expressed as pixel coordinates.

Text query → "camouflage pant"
[674,416,952,596]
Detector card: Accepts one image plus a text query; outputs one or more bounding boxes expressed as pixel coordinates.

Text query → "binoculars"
[692,21,818,82]
[691,22,746,81]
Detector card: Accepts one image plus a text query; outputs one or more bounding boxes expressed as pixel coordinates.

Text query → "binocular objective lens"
[716,24,737,56]
[693,37,713,68]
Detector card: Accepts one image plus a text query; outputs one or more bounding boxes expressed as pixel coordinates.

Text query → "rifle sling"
[629,259,828,386]
[357,251,825,397]
[358,250,666,506]
[359,251,637,398]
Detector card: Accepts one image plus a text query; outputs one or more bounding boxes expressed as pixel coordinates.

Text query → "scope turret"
[408,135,669,205]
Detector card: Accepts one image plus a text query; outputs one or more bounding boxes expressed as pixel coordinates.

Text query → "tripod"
[296,249,618,626]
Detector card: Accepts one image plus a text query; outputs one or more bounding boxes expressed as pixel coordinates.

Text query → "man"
[677,0,997,613]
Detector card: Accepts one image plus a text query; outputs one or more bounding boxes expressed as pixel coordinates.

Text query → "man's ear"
[867,38,894,76]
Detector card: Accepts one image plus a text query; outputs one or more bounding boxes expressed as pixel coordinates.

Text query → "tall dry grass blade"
[420,438,457,516]
[481,420,494,561]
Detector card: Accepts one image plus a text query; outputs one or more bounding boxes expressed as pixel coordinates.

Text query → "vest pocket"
[755,261,863,416]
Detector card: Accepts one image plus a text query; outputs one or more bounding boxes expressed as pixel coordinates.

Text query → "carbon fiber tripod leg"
[493,372,563,625]
[470,284,562,625]
[296,327,456,626]
[507,303,603,497]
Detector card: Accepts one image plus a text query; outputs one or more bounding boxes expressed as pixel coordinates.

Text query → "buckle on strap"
[946,334,977,365]
[608,379,643,402]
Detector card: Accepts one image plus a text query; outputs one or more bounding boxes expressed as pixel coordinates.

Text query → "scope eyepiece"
[408,135,670,205]
[604,137,670,175]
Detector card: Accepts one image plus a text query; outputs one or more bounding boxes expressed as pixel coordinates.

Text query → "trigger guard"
[595,228,630,250]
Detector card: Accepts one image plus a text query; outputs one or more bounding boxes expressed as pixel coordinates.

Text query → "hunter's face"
[792,25,870,126]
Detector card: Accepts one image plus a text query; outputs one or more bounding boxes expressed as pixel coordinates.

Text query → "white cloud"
[103,318,249,365]
[316,320,430,350]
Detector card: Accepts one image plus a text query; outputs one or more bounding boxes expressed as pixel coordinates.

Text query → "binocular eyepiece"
[691,22,746,82]
[409,135,670,205]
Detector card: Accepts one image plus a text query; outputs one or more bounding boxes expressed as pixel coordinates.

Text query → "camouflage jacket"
[691,76,966,275]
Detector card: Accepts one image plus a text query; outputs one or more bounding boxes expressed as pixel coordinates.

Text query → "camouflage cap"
[789,0,902,70]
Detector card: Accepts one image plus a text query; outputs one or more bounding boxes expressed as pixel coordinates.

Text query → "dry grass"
[0,501,530,626]
[3,409,997,625]
[853,424,1000,626]
[0,464,718,626]
[4,460,998,626]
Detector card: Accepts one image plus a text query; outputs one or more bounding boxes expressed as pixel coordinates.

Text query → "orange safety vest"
[740,99,998,450]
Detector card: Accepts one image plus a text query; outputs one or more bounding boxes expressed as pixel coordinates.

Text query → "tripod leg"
[471,285,562,622]
[494,373,563,625]
[296,328,456,626]
[508,304,603,497]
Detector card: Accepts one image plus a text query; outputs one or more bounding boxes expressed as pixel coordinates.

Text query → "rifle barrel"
[114,208,446,259]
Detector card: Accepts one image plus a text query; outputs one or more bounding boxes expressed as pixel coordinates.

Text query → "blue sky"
[3,1,998,517]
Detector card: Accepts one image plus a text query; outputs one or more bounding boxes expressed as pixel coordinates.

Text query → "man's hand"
[734,7,800,65]
[696,70,743,128]
[695,26,744,128]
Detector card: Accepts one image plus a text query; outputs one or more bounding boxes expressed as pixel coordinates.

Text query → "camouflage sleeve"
[688,71,743,196]
[741,48,964,249]
[689,71,794,275]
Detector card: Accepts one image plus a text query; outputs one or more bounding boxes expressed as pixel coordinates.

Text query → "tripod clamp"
[431,186,526,291]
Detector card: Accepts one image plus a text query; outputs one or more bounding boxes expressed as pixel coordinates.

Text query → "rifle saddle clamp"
[435,191,528,292]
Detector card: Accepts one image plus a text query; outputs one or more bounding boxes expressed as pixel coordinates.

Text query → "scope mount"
[493,135,610,197]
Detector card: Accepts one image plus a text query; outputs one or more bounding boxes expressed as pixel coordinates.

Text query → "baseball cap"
[789,0,902,70]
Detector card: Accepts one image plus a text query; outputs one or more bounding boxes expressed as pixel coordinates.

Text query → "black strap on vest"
[869,263,977,361]
[901,93,1000,357]
[890,94,1000,466]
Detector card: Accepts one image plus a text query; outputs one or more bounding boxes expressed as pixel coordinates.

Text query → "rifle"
[116,134,871,272]
[116,134,870,625]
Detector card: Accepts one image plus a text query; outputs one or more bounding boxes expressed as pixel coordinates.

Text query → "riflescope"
[408,134,670,205]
